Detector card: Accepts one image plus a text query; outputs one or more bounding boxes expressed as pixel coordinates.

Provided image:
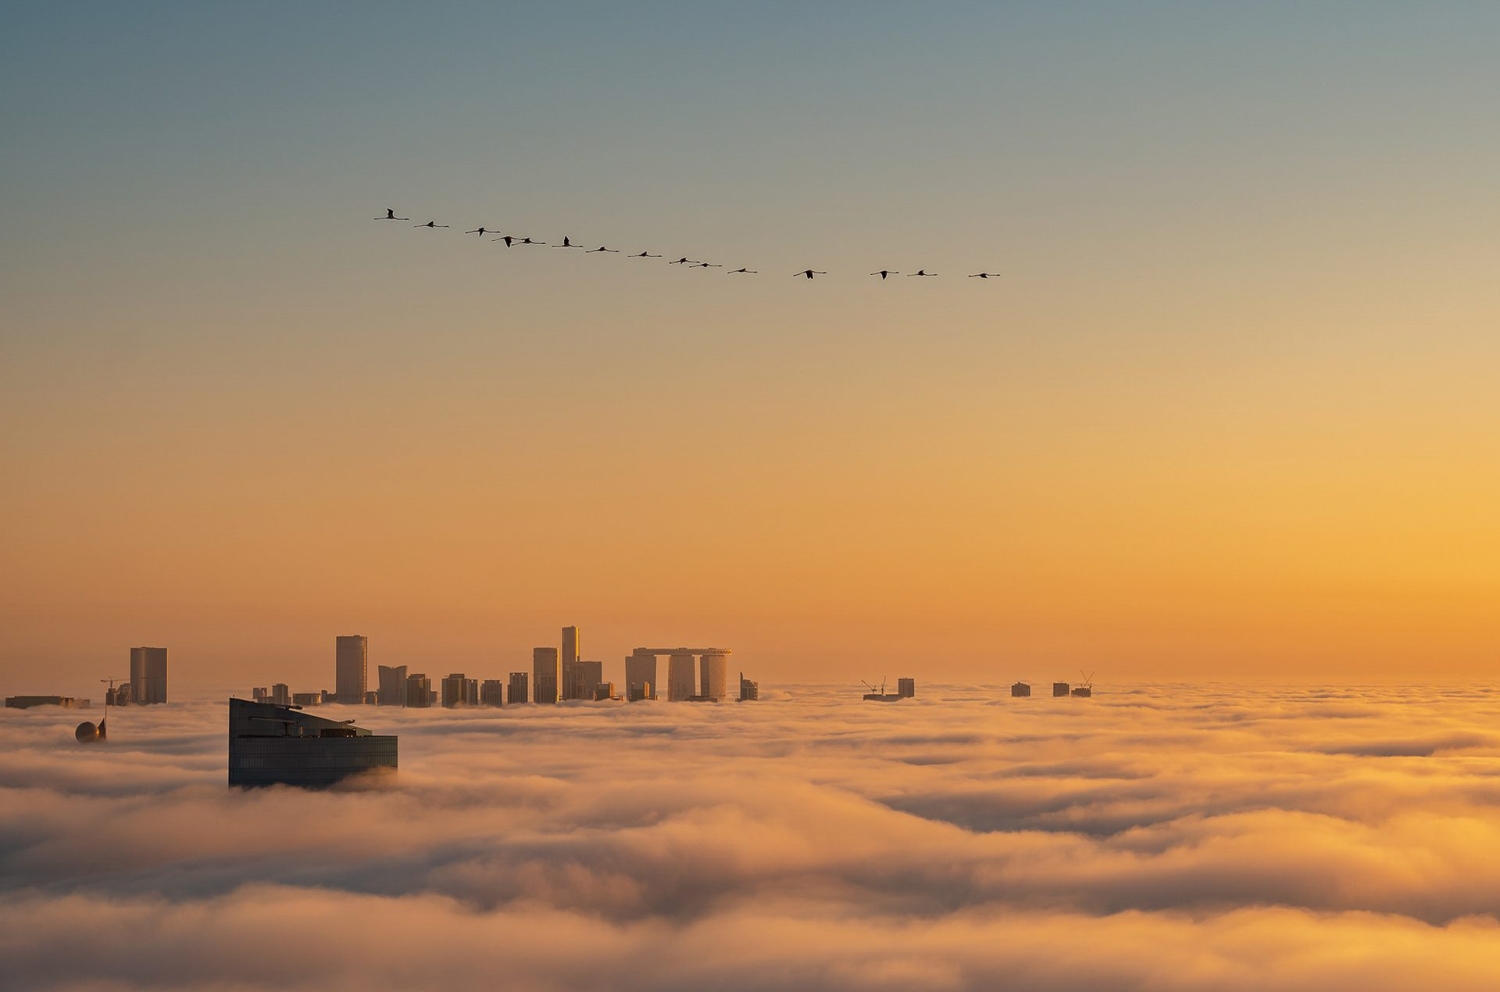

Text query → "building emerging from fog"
[129,647,167,704]
[738,673,758,702]
[625,650,658,701]
[228,697,396,788]
[626,648,733,702]
[507,672,529,704]
[405,673,432,708]
[534,647,560,704]
[378,665,408,706]
[335,635,368,703]
[441,673,478,707]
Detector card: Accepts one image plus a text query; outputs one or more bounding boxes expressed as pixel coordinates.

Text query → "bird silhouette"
[554,236,583,249]
[415,221,449,229]
[968,272,1000,279]
[669,256,700,265]
[907,269,937,277]
[465,227,499,238]
[728,267,758,274]
[586,246,620,253]
[375,208,408,221]
[516,237,546,246]
[870,270,899,280]
[793,269,827,280]
[630,251,662,258]
[692,262,723,268]
[491,234,518,247]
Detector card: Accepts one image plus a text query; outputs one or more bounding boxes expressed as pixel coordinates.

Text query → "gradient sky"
[2,2,1498,690]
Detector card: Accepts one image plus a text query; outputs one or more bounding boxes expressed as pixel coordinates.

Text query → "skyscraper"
[625,649,657,701]
[405,673,432,708]
[129,647,167,704]
[507,671,529,704]
[738,672,759,702]
[480,679,505,706]
[567,660,603,701]
[533,647,560,704]
[667,651,696,701]
[378,665,408,706]
[335,635,368,704]
[561,626,581,700]
[700,651,730,702]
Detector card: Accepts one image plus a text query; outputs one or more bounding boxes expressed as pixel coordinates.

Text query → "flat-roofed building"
[593,681,616,701]
[1053,682,1070,697]
[507,672,529,704]
[228,698,397,788]
[480,679,505,706]
[534,647,560,704]
[270,683,291,706]
[405,673,432,708]
[441,673,478,708]
[898,678,915,698]
[292,692,322,706]
[130,647,168,704]
[738,672,759,702]
[1011,682,1031,697]
[5,695,78,709]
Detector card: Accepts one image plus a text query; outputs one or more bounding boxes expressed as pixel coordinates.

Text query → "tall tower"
[336,635,368,704]
[533,647,561,704]
[129,647,167,704]
[667,651,696,701]
[561,626,581,700]
[700,651,730,701]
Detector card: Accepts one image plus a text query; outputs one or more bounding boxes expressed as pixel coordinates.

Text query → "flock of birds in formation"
[374,208,1002,280]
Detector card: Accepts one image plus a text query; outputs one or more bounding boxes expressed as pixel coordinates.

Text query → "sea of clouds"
[5,683,1500,990]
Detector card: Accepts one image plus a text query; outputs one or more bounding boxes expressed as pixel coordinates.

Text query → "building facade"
[533,647,560,704]
[625,649,657,701]
[480,679,506,706]
[335,635,368,703]
[129,647,167,704]
[405,673,432,708]
[378,665,409,706]
[507,671,529,704]
[700,652,730,701]
[228,697,397,788]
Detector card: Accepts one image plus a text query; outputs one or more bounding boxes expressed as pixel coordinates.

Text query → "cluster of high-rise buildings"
[98,647,169,706]
[250,627,761,709]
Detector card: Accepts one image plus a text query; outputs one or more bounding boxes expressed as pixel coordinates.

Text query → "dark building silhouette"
[898,678,915,698]
[1053,682,1070,697]
[378,665,408,706]
[130,647,167,704]
[507,671,529,704]
[335,636,368,703]
[480,679,506,706]
[1011,682,1031,697]
[228,698,396,788]
[6,695,79,709]
[441,674,478,707]
[405,673,432,708]
[739,672,759,701]
[593,681,617,701]
[534,647,560,704]
[560,626,582,699]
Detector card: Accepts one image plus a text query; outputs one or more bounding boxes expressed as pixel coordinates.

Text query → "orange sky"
[2,5,1498,690]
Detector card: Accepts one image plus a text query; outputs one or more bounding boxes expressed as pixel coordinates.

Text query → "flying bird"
[728,267,758,274]
[907,269,937,277]
[492,235,518,247]
[465,227,499,238]
[692,262,723,268]
[515,237,546,246]
[870,270,899,280]
[586,246,620,253]
[414,221,449,228]
[793,269,827,280]
[375,209,408,221]
[630,251,662,258]
[554,236,583,249]
[968,272,1000,279]
[669,257,700,265]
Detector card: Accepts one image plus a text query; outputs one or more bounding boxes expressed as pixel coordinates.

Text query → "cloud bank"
[5,684,1500,990]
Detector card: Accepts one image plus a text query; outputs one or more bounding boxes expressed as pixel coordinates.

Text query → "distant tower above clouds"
[129,647,167,704]
[336,635,368,703]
